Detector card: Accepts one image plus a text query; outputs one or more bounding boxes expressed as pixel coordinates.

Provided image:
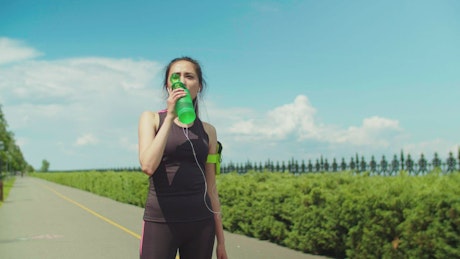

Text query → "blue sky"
[1,0,459,170]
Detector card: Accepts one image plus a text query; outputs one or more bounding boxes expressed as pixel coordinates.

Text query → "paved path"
[0,177,328,259]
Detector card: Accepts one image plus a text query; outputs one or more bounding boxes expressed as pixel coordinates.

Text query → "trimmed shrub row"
[33,171,149,207]
[218,171,460,258]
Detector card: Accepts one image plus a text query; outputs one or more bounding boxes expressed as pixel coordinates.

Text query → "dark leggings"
[140,217,215,259]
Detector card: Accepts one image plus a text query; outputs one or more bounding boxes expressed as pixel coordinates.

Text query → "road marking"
[43,185,141,240]
[43,184,180,259]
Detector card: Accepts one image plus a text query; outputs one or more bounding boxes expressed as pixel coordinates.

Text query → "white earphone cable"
[182,127,220,214]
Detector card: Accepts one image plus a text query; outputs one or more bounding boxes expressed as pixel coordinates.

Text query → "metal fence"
[221,151,460,175]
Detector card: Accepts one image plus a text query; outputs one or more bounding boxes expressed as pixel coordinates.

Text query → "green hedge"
[218,171,460,258]
[32,171,149,207]
[32,171,460,258]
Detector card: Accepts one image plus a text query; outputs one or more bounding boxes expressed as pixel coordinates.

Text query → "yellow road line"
[43,185,141,239]
[42,184,180,259]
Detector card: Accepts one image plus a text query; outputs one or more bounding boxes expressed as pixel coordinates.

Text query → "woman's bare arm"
[203,122,228,259]
[138,87,187,175]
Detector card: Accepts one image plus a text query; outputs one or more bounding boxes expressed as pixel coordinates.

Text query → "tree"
[0,104,32,173]
[40,159,50,172]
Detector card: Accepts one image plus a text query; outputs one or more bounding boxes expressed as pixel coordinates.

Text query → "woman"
[138,57,228,259]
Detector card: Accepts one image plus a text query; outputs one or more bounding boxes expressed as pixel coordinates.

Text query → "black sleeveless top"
[143,111,213,222]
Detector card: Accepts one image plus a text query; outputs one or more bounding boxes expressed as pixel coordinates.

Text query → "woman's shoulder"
[139,110,158,120]
[201,121,216,139]
[139,111,161,130]
[201,121,216,132]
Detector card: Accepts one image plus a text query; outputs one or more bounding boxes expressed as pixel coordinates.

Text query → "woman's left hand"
[216,243,228,259]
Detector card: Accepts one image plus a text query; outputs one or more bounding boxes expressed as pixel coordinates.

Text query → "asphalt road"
[0,177,328,259]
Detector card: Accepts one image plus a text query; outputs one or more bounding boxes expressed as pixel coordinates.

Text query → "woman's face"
[167,60,201,99]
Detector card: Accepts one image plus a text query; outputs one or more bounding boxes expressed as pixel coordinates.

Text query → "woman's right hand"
[166,87,186,119]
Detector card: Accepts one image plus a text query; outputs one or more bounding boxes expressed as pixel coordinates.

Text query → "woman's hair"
[162,56,207,116]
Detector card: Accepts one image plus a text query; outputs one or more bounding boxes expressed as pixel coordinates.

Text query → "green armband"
[206,154,219,163]
[206,154,221,175]
[206,141,223,175]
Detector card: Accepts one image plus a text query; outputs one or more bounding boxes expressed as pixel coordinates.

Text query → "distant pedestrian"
[138,57,228,259]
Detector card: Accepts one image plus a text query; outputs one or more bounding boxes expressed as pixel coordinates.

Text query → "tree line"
[0,105,33,174]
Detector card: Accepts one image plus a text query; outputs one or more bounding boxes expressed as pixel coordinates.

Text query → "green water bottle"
[170,73,196,124]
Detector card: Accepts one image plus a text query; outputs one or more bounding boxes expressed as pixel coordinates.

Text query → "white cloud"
[214,95,412,163]
[0,39,166,169]
[0,38,42,65]
[229,95,318,140]
[332,116,403,146]
[75,134,99,146]
[227,95,403,148]
[1,57,161,103]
